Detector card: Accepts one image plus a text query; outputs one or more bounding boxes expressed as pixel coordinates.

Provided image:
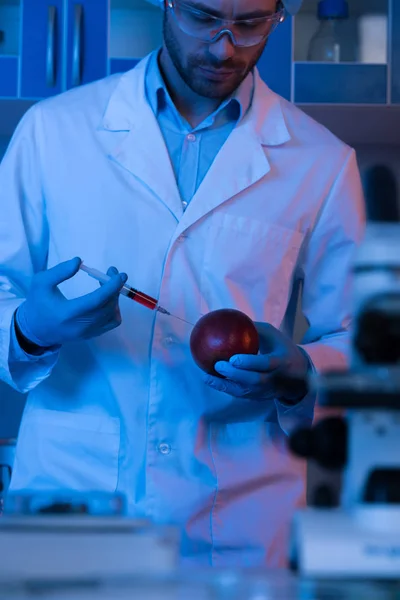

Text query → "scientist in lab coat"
[0,0,364,567]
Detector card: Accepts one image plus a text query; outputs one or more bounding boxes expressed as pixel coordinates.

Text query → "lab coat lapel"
[180,122,270,230]
[173,72,291,240]
[102,56,183,222]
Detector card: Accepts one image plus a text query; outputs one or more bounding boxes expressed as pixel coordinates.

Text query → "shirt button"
[177,235,186,243]
[158,443,171,455]
[187,133,196,142]
[182,201,188,211]
[164,336,174,345]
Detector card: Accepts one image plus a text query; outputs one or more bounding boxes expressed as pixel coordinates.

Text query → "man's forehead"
[195,0,277,17]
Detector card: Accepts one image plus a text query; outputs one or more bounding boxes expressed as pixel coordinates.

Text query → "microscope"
[288,164,400,579]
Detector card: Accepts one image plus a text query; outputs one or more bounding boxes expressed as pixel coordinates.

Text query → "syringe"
[80,264,193,325]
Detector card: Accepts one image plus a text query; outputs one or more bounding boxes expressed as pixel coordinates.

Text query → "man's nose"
[209,31,236,62]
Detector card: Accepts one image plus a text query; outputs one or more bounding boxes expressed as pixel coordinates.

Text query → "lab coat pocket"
[200,213,304,326]
[11,410,120,493]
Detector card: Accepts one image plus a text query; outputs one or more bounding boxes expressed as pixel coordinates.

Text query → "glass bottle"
[308,0,349,63]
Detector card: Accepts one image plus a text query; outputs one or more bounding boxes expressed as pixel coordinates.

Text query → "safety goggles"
[166,0,286,48]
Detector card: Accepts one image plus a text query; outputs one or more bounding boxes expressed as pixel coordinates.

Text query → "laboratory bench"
[1,570,400,600]
[0,489,398,600]
[0,0,400,153]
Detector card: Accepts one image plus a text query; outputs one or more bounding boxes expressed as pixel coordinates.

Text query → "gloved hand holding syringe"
[14,257,192,352]
[80,264,193,326]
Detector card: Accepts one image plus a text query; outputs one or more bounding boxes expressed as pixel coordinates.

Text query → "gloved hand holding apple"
[190,308,311,404]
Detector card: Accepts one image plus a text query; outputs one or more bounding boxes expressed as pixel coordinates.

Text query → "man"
[0,0,364,567]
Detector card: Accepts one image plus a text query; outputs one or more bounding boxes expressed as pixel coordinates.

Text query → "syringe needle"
[156,305,194,326]
[170,313,195,326]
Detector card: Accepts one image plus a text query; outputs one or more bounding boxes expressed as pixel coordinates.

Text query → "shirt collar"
[145,49,254,131]
[104,52,291,147]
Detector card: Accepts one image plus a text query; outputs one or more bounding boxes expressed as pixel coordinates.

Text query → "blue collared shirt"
[145,51,254,209]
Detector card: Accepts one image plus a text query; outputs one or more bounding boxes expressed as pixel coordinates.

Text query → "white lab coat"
[0,53,365,568]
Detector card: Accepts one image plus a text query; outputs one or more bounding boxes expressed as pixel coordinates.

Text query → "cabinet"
[0,0,160,100]
[20,0,108,98]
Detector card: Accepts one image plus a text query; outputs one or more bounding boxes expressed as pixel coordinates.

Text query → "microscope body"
[290,406,400,578]
[344,219,400,507]
[289,191,400,578]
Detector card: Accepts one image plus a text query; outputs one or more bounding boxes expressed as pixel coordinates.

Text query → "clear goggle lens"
[168,1,285,47]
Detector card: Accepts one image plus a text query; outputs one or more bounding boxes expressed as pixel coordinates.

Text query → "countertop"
[1,570,399,600]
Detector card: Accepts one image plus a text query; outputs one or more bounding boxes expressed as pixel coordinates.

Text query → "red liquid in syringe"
[123,285,170,315]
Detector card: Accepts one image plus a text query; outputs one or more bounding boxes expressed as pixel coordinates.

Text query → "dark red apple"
[190,308,260,376]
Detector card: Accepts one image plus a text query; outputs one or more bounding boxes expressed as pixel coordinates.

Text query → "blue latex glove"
[15,258,127,348]
[203,322,311,404]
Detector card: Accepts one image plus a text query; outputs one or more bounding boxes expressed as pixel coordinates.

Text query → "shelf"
[294,63,387,104]
[298,104,400,146]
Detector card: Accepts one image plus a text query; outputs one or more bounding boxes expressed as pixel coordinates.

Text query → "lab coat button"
[177,235,186,243]
[158,443,171,455]
[182,201,188,211]
[164,336,174,345]
[187,134,196,142]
